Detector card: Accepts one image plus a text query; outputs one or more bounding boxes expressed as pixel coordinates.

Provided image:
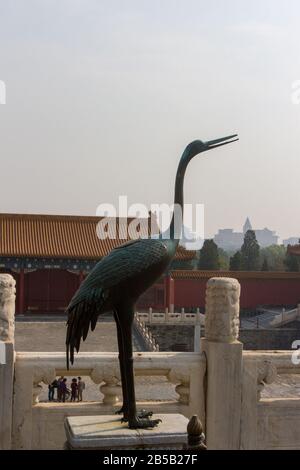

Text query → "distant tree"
[229,251,242,271]
[240,230,260,271]
[198,240,220,270]
[284,252,300,272]
[261,257,269,271]
[218,248,230,270]
[260,245,286,271]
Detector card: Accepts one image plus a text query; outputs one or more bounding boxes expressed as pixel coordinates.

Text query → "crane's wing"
[66,238,168,367]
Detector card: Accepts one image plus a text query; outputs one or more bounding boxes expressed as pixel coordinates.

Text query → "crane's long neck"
[169,153,190,243]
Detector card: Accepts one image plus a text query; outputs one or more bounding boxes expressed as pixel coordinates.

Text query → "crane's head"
[184,134,239,160]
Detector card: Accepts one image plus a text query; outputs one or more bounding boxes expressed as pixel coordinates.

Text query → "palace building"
[0,213,195,314]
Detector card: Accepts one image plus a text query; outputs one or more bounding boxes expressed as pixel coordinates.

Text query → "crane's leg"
[118,305,161,429]
[114,311,129,420]
[114,310,153,421]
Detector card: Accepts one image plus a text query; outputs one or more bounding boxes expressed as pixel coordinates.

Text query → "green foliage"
[240,230,260,271]
[261,257,269,271]
[229,251,242,271]
[260,245,286,271]
[218,248,230,270]
[198,239,220,270]
[284,252,300,272]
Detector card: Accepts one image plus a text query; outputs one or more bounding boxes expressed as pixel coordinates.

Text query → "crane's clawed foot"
[119,408,153,422]
[137,409,153,419]
[128,416,162,429]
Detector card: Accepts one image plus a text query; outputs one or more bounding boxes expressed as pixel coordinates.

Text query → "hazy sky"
[1,0,300,241]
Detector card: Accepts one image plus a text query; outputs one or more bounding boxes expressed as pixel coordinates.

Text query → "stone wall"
[149,324,300,352]
[147,324,197,351]
[240,327,300,350]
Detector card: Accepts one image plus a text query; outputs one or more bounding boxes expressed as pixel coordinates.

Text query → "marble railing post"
[0,274,16,450]
[201,277,242,450]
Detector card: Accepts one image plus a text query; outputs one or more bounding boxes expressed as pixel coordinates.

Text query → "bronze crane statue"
[66,134,238,429]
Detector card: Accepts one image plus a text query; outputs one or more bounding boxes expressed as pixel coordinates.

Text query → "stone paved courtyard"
[15,321,119,352]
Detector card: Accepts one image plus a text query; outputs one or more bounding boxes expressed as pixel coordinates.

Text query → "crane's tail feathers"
[65,288,107,369]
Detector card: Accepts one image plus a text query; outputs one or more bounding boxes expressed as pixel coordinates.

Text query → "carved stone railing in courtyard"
[240,350,300,450]
[136,309,205,326]
[12,351,206,449]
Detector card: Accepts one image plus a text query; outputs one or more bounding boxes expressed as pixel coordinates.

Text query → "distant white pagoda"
[243,217,252,234]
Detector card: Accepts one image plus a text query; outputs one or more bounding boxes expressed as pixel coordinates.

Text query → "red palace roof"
[0,213,196,261]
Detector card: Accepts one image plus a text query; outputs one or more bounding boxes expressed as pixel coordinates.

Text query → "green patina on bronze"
[66,134,238,429]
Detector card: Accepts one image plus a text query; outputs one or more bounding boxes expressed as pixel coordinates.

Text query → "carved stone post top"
[206,276,240,290]
[0,274,16,294]
[0,274,16,342]
[205,277,240,343]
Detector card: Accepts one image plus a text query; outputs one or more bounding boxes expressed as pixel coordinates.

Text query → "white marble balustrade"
[12,351,206,449]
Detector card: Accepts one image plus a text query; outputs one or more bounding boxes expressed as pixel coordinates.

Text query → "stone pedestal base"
[64,414,188,450]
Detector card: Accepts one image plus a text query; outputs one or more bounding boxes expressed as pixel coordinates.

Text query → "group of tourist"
[48,376,86,402]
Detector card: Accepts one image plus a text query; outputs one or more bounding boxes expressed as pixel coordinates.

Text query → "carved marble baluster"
[100,375,121,405]
[257,360,277,400]
[91,365,121,405]
[32,383,43,404]
[32,367,56,405]
[168,368,190,405]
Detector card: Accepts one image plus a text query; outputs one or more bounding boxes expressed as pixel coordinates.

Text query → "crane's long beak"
[205,134,239,150]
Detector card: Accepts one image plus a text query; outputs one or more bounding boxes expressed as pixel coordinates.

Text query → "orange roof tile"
[174,246,196,260]
[0,213,195,261]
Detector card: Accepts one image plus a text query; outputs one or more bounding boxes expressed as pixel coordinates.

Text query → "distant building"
[214,229,244,252]
[283,237,300,247]
[255,228,279,248]
[214,217,279,251]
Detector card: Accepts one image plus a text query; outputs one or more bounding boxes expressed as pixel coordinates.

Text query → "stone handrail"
[12,351,206,449]
[269,308,299,327]
[136,311,205,326]
[134,314,160,351]
[243,351,300,376]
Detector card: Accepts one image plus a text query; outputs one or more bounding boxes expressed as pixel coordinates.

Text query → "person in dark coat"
[70,378,78,402]
[60,378,68,402]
